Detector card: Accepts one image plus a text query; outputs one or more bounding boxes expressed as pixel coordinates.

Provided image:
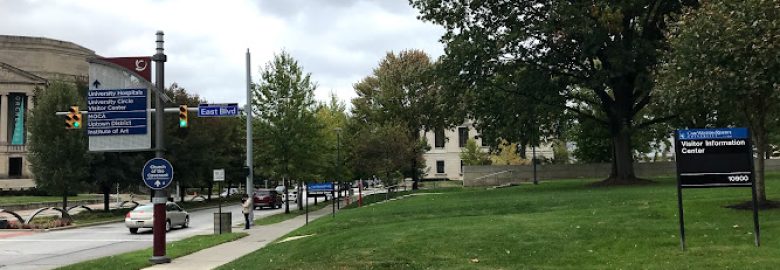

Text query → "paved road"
[1,203,278,270]
[0,188,380,270]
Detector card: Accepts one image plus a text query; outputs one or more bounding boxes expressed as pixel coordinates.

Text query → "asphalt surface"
[0,188,373,270]
[0,203,273,270]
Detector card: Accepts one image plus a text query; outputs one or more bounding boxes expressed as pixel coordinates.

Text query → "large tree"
[656,0,780,204]
[253,51,323,213]
[352,50,450,189]
[28,81,90,210]
[412,0,699,183]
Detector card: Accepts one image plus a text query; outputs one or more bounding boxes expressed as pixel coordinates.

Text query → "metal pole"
[336,131,341,209]
[331,182,335,218]
[245,49,254,225]
[150,30,170,265]
[218,181,222,234]
[673,130,685,251]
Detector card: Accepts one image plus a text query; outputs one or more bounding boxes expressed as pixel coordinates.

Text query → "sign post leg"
[677,184,686,251]
[218,181,222,234]
[751,180,761,247]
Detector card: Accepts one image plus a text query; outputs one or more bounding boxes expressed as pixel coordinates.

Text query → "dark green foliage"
[28,82,90,203]
[252,51,323,182]
[656,0,780,202]
[411,0,699,182]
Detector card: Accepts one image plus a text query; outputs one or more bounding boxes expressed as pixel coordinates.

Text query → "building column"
[0,93,8,144]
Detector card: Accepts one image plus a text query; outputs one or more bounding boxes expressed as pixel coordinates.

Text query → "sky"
[0,0,445,106]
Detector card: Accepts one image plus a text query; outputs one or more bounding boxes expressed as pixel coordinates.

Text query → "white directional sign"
[87,59,152,152]
[213,169,225,182]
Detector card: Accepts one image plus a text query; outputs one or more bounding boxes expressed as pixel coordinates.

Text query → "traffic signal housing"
[65,106,80,129]
[179,105,188,128]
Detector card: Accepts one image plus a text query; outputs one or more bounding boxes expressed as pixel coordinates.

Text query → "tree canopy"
[411,0,699,183]
[656,0,780,203]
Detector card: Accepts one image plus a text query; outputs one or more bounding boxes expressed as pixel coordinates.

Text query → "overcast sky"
[0,0,444,105]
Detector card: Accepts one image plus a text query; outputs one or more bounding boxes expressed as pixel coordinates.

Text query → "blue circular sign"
[142,158,174,190]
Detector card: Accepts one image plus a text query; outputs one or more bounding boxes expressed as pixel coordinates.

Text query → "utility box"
[213,212,232,234]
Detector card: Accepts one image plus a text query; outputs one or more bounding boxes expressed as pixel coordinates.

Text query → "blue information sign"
[307,182,334,192]
[87,88,148,136]
[142,158,174,190]
[198,103,239,117]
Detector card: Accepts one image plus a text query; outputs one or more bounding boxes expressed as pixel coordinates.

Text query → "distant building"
[421,120,554,180]
[0,35,95,190]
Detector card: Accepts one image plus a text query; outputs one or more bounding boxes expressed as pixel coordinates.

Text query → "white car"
[125,202,189,234]
[220,188,240,198]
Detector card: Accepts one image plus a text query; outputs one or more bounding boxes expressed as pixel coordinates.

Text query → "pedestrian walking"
[241,194,252,229]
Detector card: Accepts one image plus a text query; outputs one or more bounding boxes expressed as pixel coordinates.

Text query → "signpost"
[198,103,240,117]
[142,158,174,190]
[307,182,335,222]
[213,168,225,232]
[674,127,759,250]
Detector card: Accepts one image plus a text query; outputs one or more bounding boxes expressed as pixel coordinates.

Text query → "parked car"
[220,188,240,198]
[125,202,189,234]
[253,189,283,209]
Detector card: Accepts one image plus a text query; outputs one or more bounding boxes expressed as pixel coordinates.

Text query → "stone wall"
[464,160,780,187]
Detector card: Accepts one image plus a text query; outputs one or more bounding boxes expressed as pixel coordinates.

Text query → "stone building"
[0,35,95,190]
[421,120,554,181]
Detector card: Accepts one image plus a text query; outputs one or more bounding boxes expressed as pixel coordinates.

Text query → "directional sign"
[213,169,225,182]
[88,59,152,152]
[675,128,753,187]
[198,103,239,117]
[87,88,148,136]
[307,182,334,192]
[142,158,174,190]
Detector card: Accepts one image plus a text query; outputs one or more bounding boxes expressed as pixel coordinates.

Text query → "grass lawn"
[253,201,334,226]
[0,194,99,205]
[56,232,247,270]
[220,174,780,269]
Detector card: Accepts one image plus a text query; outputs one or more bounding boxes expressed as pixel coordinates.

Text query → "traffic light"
[178,105,188,128]
[65,106,80,129]
[73,106,82,129]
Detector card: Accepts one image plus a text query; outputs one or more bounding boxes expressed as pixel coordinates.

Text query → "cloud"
[0,0,444,106]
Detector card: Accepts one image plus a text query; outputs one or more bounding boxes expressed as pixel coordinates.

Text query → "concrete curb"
[4,202,242,232]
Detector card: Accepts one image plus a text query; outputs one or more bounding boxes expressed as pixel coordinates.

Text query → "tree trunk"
[605,126,639,183]
[754,132,768,204]
[207,183,213,202]
[62,186,68,211]
[102,183,111,212]
[411,157,419,190]
[297,180,303,211]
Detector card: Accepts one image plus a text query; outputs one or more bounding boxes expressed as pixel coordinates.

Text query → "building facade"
[0,35,95,190]
[421,120,555,181]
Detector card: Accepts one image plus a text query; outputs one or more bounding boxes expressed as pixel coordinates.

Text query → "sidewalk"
[143,202,338,270]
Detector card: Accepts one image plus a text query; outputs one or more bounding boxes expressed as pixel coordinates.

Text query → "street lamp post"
[335,127,342,209]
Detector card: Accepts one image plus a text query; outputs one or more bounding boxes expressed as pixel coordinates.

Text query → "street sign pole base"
[149,256,171,264]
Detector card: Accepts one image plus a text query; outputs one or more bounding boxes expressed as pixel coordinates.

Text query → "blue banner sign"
[308,182,333,192]
[677,128,748,140]
[87,88,148,136]
[198,103,239,117]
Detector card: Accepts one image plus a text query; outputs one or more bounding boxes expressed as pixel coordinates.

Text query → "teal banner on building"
[8,94,26,145]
